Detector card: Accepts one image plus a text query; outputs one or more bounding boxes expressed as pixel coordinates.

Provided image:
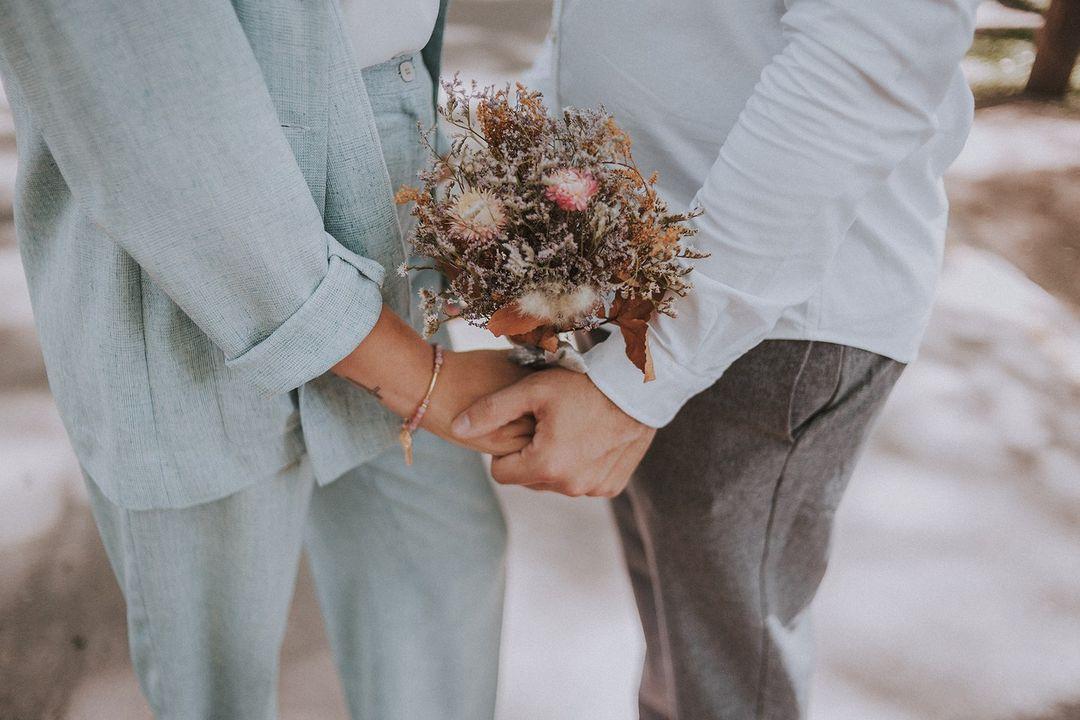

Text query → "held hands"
[330,308,534,457]
[451,369,656,498]
[329,306,649,487]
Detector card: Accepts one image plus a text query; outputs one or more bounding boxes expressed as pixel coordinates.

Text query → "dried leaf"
[610,297,656,382]
[510,326,559,353]
[487,302,546,338]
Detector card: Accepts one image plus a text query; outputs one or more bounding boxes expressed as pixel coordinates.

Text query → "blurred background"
[1,1,1078,718]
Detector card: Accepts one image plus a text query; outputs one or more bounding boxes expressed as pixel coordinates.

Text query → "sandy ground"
[2,2,1079,719]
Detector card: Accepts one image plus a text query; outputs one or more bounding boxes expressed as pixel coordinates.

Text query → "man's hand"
[451,369,656,497]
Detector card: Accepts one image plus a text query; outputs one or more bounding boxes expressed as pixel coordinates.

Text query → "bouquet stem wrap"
[507,337,590,374]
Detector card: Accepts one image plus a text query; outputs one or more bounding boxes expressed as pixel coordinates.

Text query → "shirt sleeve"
[523,22,561,105]
[587,0,980,427]
[0,0,388,395]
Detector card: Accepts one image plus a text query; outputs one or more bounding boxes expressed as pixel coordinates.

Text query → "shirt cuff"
[225,235,386,395]
[585,326,720,428]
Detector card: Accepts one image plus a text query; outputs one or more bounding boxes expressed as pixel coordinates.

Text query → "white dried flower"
[504,243,535,276]
[449,190,506,243]
[517,284,601,325]
[423,312,441,337]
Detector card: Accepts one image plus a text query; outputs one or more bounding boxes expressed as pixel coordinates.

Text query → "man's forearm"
[586,0,981,427]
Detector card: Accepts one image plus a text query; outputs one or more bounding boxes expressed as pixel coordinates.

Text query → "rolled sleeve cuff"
[226,236,387,395]
[585,326,722,428]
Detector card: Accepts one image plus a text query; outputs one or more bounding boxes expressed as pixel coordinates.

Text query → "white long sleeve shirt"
[535,0,980,427]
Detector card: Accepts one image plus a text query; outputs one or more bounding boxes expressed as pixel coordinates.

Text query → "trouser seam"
[755,340,826,719]
[784,343,817,440]
[122,511,167,716]
[752,440,797,720]
[821,345,848,419]
[755,344,849,718]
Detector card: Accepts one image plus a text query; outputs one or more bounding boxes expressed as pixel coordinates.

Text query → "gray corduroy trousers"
[614,339,904,720]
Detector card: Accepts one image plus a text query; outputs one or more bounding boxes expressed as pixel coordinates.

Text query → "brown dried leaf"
[510,326,559,353]
[487,302,547,338]
[610,297,656,382]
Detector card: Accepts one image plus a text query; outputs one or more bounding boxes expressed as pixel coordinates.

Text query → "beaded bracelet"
[399,343,444,466]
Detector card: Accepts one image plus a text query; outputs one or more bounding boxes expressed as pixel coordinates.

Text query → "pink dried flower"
[543,169,598,212]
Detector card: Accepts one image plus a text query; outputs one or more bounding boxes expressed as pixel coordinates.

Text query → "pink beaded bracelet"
[399,343,444,466]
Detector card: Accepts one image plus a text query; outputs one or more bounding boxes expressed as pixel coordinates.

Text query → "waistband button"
[398,60,416,83]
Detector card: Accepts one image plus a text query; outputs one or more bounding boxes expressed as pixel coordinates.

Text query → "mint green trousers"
[86,431,506,720]
[83,55,506,720]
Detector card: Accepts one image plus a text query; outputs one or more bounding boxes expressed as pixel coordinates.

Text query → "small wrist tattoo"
[346,378,383,401]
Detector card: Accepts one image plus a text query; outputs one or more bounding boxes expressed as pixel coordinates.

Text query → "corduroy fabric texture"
[614,340,904,720]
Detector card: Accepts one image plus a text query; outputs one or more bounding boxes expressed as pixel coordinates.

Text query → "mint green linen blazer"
[0,0,450,509]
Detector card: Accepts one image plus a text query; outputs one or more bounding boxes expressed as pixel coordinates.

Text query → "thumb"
[452,380,536,439]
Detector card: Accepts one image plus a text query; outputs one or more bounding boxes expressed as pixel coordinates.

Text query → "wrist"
[417,349,462,434]
[397,343,445,465]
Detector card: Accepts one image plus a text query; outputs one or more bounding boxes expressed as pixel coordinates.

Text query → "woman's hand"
[421,349,536,455]
[331,307,534,456]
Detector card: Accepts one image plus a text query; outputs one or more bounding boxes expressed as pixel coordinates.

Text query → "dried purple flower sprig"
[395,77,707,380]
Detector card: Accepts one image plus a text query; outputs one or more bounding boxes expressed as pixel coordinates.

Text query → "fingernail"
[452,414,471,436]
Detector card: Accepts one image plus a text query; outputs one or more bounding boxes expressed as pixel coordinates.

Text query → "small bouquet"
[395,79,706,381]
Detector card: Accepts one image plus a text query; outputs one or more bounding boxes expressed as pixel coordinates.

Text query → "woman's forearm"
[332,304,535,455]
[331,305,436,419]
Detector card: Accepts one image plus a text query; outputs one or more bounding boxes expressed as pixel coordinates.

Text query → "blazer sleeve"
[0,0,389,395]
[586,0,981,426]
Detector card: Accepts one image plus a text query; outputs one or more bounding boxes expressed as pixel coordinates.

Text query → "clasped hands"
[425,349,656,498]
[330,309,654,498]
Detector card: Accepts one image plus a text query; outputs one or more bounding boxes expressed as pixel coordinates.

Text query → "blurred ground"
[1,2,1079,719]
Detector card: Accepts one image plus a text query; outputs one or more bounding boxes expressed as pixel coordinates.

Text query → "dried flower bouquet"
[396,79,706,381]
